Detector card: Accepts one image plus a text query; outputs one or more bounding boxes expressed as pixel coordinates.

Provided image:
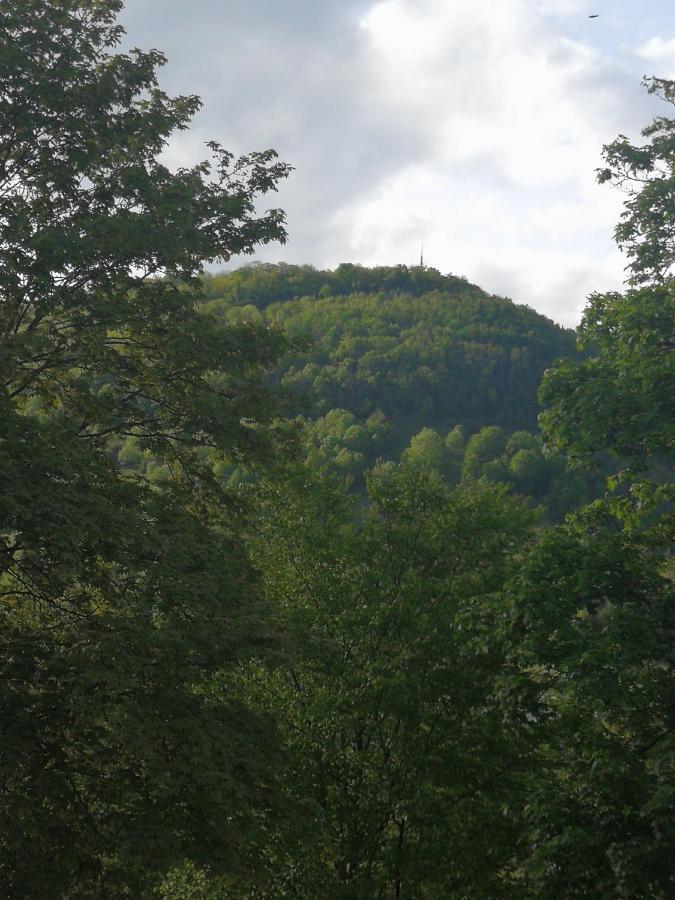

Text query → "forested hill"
[202,263,576,451]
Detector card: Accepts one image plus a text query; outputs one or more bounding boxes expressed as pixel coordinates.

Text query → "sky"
[120,0,675,326]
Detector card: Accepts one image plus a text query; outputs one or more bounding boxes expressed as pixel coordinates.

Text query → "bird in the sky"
[589,13,599,17]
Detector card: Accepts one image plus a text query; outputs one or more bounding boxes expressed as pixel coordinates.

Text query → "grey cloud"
[120,1,430,263]
[116,1,668,323]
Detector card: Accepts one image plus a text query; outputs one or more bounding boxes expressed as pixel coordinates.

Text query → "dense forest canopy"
[1,1,673,898]
[202,261,480,306]
[0,0,293,893]
[194,264,588,516]
[203,263,575,443]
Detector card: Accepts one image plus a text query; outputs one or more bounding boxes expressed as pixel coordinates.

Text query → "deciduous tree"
[505,77,675,898]
[0,1,292,894]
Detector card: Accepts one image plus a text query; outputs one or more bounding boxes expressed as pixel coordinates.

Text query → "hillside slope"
[203,263,575,455]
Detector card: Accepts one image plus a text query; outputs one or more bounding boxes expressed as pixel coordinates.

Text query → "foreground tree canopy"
[1,2,673,897]
[518,75,674,898]
[0,0,293,894]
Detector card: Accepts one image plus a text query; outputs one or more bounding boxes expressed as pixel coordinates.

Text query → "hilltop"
[202,262,576,457]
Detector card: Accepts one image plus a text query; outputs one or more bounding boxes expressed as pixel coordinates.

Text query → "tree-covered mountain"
[202,263,576,455]
[190,263,590,516]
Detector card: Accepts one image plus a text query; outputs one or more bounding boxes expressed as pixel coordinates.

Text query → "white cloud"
[121,0,661,326]
[359,0,612,185]
[332,161,625,325]
[636,35,675,77]
[315,0,638,323]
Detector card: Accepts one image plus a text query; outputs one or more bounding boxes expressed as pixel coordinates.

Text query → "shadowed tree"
[504,77,675,898]
[0,1,294,895]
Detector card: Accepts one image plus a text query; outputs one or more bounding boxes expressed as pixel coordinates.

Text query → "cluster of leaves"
[502,503,674,898]
[597,77,675,286]
[540,284,673,472]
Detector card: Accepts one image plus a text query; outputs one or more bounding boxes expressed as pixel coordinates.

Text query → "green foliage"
[302,407,390,476]
[445,423,466,456]
[451,425,586,516]
[401,425,447,470]
[242,463,534,897]
[157,862,230,899]
[3,3,672,895]
[597,77,675,286]
[462,426,508,479]
[540,284,674,473]
[203,263,576,455]
[502,504,674,897]
[196,264,587,517]
[203,261,475,308]
[0,1,291,895]
[508,77,675,897]
[1,406,283,896]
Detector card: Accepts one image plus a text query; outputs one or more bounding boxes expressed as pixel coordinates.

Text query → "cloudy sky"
[120,0,675,326]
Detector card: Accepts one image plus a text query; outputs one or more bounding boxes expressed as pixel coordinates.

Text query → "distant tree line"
[202,261,477,308]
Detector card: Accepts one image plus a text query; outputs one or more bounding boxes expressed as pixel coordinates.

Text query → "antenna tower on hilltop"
[419,244,424,268]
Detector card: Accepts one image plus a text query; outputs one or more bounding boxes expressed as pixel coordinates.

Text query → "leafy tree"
[540,77,674,477]
[505,431,540,456]
[444,424,466,456]
[504,78,675,897]
[597,77,675,286]
[503,504,674,898]
[461,426,507,480]
[0,0,291,895]
[539,284,674,474]
[401,426,446,471]
[244,462,534,897]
